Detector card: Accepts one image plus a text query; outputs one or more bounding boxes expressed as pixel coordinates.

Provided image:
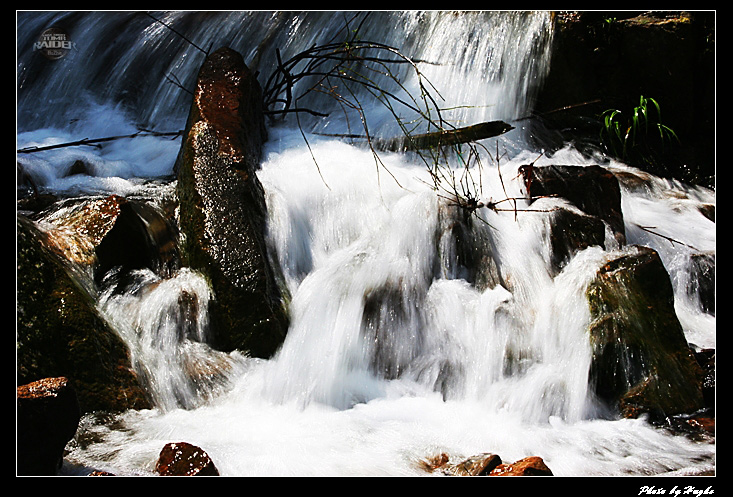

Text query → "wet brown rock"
[418,452,451,473]
[586,245,705,421]
[155,442,220,476]
[17,214,150,414]
[31,194,180,282]
[94,195,180,283]
[445,453,503,476]
[421,452,551,477]
[488,456,554,476]
[17,377,81,476]
[547,206,608,274]
[521,164,625,246]
[684,415,715,435]
[175,47,289,358]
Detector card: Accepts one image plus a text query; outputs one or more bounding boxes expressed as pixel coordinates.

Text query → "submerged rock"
[586,245,705,421]
[437,203,504,290]
[445,453,503,476]
[175,47,289,358]
[687,251,715,315]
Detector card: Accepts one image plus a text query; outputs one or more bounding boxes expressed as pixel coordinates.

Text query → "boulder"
[175,47,289,358]
[17,377,81,475]
[155,442,219,476]
[521,164,625,246]
[17,214,150,413]
[94,195,180,285]
[546,206,607,275]
[31,194,179,282]
[586,245,705,421]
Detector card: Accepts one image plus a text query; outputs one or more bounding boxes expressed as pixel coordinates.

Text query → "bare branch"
[634,224,700,251]
[17,130,183,154]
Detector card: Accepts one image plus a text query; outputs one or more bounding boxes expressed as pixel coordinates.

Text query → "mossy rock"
[586,245,704,421]
[17,214,150,413]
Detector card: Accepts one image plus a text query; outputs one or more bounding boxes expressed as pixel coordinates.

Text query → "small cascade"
[98,267,248,412]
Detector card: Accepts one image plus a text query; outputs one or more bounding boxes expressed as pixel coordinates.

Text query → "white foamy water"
[17,11,714,477]
[58,128,715,477]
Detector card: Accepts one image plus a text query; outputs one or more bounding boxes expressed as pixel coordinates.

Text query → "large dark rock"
[94,196,180,286]
[521,164,625,245]
[547,206,608,275]
[586,245,705,421]
[175,47,289,358]
[17,377,81,475]
[17,214,150,413]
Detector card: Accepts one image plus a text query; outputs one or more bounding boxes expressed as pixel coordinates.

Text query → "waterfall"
[17,11,715,477]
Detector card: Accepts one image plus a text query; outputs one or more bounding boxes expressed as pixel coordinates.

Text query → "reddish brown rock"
[155,442,220,476]
[174,47,289,358]
[688,416,715,435]
[488,456,554,476]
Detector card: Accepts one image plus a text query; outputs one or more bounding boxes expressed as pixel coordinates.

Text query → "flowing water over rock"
[17,11,714,476]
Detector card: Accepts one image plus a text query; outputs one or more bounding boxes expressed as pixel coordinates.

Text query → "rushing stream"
[17,11,715,477]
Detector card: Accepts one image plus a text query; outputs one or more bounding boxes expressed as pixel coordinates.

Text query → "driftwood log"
[375,120,515,152]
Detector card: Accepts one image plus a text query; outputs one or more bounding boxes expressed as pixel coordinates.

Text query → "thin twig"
[17,130,184,154]
[634,224,700,251]
[145,12,209,55]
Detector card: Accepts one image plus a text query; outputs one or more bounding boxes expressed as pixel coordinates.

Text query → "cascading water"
[17,11,715,476]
